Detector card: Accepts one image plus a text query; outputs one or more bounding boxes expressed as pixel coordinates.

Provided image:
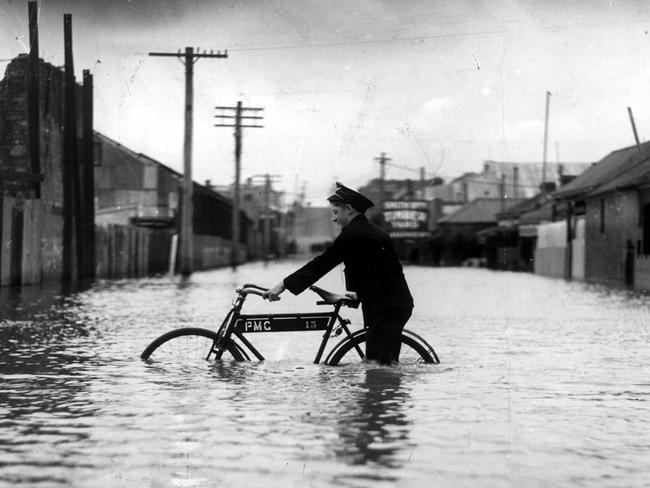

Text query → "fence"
[0,195,247,286]
[95,225,173,279]
[0,196,63,286]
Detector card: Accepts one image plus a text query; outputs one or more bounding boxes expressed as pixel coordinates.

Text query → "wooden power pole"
[542,90,551,190]
[214,102,264,267]
[149,47,228,276]
[374,152,391,224]
[627,107,643,158]
[28,1,40,198]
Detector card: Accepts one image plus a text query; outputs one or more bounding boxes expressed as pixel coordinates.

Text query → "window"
[94,141,103,166]
[643,204,650,255]
[600,198,605,234]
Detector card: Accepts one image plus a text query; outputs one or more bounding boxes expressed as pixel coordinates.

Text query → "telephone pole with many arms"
[215,102,264,267]
[149,47,228,275]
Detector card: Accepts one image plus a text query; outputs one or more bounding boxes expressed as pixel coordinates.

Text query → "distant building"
[210,179,286,257]
[433,197,526,266]
[210,178,284,223]
[425,161,592,203]
[290,205,337,254]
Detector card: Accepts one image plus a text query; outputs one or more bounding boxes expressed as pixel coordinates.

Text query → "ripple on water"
[0,263,649,487]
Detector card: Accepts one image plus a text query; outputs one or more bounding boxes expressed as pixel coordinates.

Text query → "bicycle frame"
[215,287,364,364]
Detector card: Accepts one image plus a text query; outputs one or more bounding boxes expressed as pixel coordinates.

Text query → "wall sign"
[383,200,430,239]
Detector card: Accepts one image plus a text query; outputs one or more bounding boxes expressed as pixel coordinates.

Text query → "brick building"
[554,142,650,290]
[0,54,93,284]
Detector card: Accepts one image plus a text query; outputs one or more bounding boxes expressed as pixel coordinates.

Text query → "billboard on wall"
[382,200,430,239]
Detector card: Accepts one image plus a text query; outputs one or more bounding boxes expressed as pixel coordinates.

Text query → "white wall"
[535,221,567,278]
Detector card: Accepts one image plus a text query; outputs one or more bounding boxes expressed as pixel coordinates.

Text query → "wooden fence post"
[21,199,42,284]
[0,196,11,286]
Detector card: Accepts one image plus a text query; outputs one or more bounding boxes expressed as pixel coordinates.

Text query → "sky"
[2,0,650,204]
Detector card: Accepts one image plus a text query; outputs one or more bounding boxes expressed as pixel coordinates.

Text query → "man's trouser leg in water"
[364,307,412,364]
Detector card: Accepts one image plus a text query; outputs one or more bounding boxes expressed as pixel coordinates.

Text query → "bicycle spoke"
[141,328,244,364]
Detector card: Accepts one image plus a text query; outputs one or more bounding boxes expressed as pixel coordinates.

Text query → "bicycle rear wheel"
[141,327,246,363]
[325,329,439,366]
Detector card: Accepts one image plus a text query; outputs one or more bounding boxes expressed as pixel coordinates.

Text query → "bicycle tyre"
[141,327,246,363]
[325,329,440,365]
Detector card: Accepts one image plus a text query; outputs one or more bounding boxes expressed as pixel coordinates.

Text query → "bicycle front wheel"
[141,327,246,363]
[325,329,440,366]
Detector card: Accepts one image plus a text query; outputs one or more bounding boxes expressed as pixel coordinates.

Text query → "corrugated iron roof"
[586,156,650,197]
[518,204,554,225]
[438,198,526,224]
[553,142,650,199]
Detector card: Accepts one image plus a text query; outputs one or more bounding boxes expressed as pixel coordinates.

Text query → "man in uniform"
[264,182,413,364]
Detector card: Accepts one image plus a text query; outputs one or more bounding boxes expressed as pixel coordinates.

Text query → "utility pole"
[82,69,95,279]
[264,174,273,259]
[627,107,643,158]
[374,152,391,222]
[419,166,425,199]
[149,47,228,276]
[542,90,551,191]
[28,1,40,198]
[63,13,77,281]
[214,102,264,267]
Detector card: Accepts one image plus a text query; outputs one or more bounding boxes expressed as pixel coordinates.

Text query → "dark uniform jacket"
[283,215,413,313]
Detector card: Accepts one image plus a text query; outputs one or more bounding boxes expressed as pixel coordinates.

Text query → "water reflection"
[334,368,412,469]
[1,263,649,487]
[0,282,101,486]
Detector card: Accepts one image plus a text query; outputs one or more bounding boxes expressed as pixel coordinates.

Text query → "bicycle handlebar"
[236,285,268,297]
[235,284,359,308]
[239,283,268,292]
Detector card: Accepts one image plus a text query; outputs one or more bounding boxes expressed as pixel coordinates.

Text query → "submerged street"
[1,260,649,487]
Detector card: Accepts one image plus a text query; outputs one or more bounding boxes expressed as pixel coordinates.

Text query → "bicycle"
[141,284,440,366]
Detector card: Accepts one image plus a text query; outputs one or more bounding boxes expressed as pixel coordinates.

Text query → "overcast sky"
[2,0,650,204]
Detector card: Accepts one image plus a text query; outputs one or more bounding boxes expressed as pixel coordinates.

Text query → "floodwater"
[1,260,649,488]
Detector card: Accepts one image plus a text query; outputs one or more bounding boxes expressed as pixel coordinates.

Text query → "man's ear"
[344,203,354,214]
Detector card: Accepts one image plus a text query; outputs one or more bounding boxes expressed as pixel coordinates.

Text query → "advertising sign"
[382,200,430,239]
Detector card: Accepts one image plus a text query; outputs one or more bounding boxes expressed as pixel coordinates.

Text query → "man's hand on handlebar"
[263,281,286,302]
[345,291,358,301]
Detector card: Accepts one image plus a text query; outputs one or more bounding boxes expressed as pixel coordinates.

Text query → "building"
[425,161,592,203]
[289,205,337,254]
[94,132,178,228]
[94,133,254,270]
[0,53,94,285]
[210,178,286,258]
[553,142,650,289]
[433,197,525,266]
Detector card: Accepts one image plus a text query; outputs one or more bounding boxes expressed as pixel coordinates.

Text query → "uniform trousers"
[363,306,413,364]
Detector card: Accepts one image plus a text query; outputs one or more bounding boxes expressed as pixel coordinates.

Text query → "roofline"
[573,155,650,199]
[549,144,650,200]
[94,130,235,206]
[94,131,184,179]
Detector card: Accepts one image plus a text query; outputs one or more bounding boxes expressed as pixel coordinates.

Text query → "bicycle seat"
[309,286,359,308]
